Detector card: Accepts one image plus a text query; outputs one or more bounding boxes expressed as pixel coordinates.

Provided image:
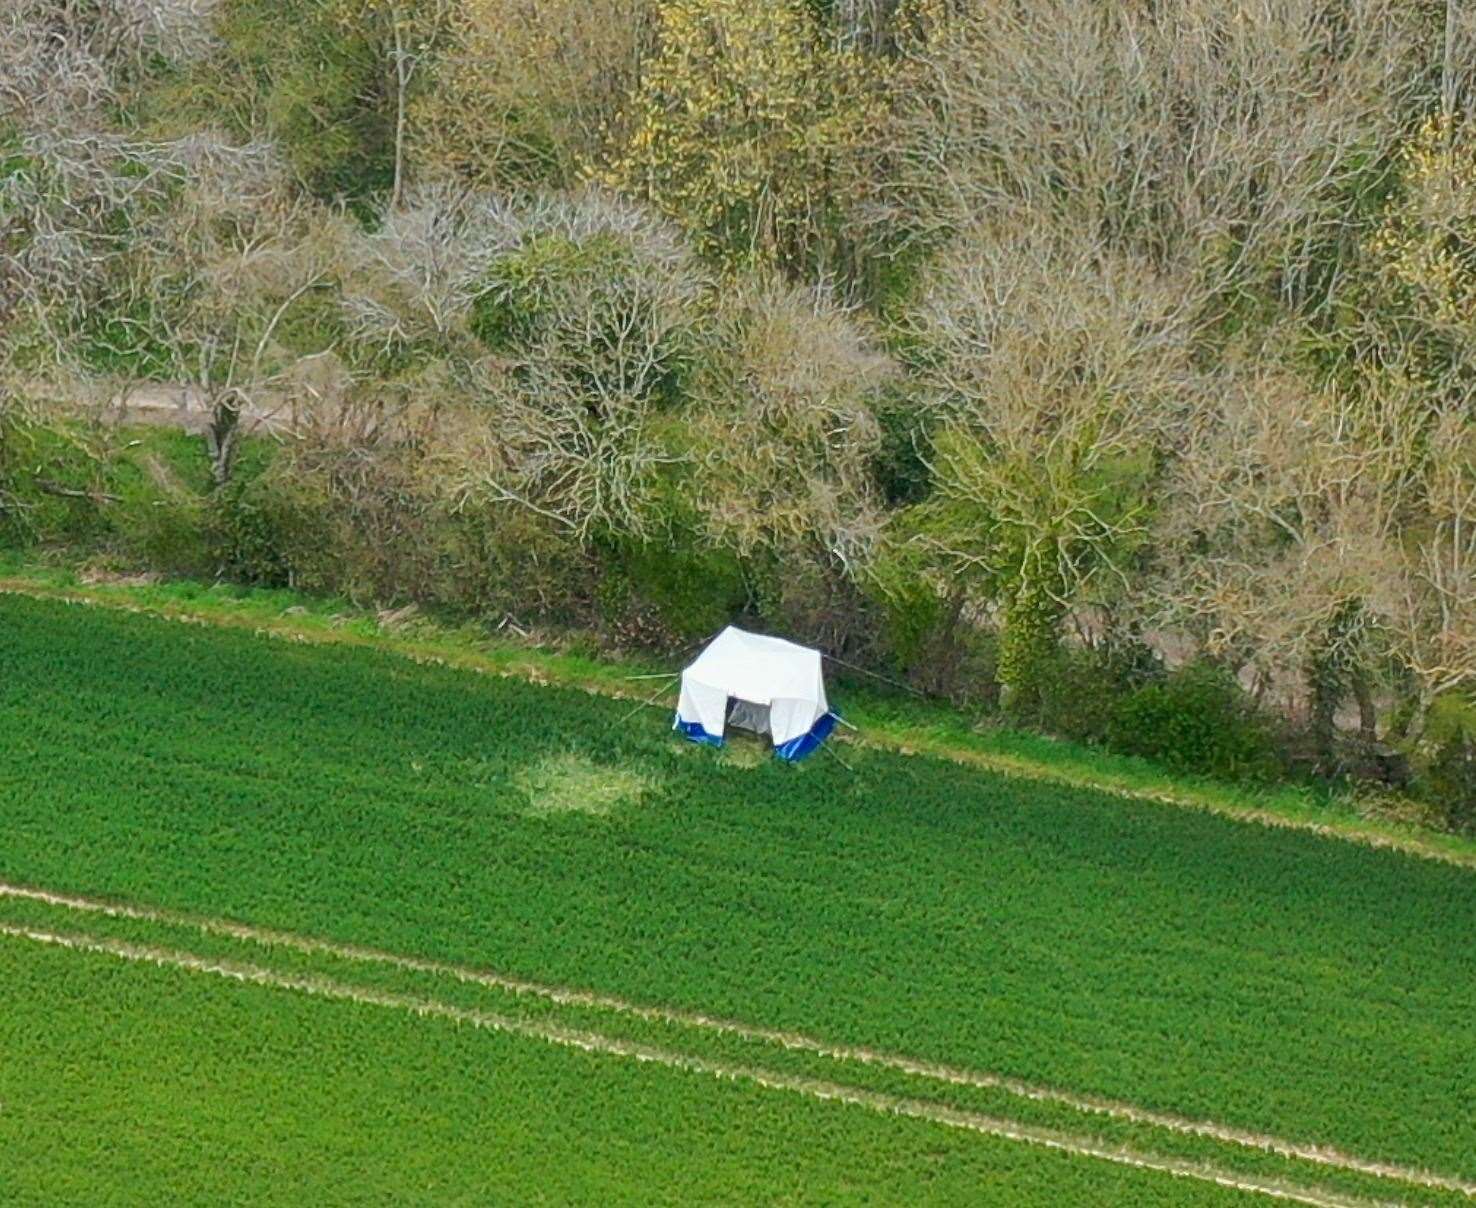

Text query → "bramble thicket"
[4,0,1476,825]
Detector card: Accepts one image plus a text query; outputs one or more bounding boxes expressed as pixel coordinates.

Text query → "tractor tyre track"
[1,879,1469,1200]
[0,921,1386,1208]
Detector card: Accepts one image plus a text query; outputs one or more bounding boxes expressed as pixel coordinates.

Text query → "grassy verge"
[3,591,1475,1183]
[1,551,1472,869]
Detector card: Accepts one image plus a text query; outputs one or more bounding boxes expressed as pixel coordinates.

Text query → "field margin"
[3,566,1474,872]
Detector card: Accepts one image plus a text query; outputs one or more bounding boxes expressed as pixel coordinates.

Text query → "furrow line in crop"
[0,921,1385,1208]
[2,878,1466,1199]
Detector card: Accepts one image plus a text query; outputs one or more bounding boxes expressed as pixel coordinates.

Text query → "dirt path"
[2,879,1468,1200]
[105,382,290,435]
[1,919,1384,1208]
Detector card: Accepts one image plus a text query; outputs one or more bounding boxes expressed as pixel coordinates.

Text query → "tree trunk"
[206,393,242,488]
[922,588,968,699]
[1307,650,1342,776]
[1444,0,1458,120]
[998,577,1063,719]
[391,8,408,210]
[1351,670,1378,746]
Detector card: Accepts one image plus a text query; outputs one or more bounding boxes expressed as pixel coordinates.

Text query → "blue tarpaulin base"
[774,711,838,761]
[674,717,724,747]
[675,711,838,761]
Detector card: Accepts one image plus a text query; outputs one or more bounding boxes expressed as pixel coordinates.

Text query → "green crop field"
[3,592,1475,1205]
[6,931,1266,1206]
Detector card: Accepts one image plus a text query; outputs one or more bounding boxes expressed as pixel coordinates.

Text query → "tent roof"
[681,626,823,706]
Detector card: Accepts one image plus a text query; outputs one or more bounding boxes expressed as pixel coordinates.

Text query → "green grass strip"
[1,558,1472,871]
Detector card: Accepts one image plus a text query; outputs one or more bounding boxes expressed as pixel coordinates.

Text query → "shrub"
[436,503,592,625]
[210,473,302,588]
[1108,661,1282,783]
[111,472,211,576]
[92,430,214,575]
[597,534,748,648]
[749,548,887,665]
[0,419,112,549]
[1413,695,1476,835]
[871,399,932,508]
[1031,638,1163,746]
[0,403,30,545]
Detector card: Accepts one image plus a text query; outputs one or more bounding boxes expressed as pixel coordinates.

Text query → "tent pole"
[820,653,927,699]
[821,740,854,773]
[617,680,677,725]
[618,631,720,685]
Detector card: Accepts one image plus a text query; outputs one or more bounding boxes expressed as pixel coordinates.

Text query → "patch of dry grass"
[515,753,650,818]
[716,736,769,768]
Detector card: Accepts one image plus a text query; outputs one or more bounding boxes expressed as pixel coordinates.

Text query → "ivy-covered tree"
[892,221,1186,712]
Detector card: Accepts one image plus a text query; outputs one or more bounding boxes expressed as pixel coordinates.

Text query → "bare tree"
[1,0,329,480]
[4,129,287,351]
[327,0,453,208]
[874,0,1434,319]
[0,0,218,131]
[1150,362,1419,751]
[108,141,340,483]
[1394,411,1476,712]
[689,273,892,571]
[349,190,711,542]
[340,185,517,360]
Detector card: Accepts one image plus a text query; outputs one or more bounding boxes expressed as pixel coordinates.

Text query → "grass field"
[4,592,1475,1204]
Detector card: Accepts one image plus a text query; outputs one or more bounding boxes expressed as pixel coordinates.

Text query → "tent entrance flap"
[726,698,771,735]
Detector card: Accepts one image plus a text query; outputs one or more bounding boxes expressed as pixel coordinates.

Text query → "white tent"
[674,626,837,761]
